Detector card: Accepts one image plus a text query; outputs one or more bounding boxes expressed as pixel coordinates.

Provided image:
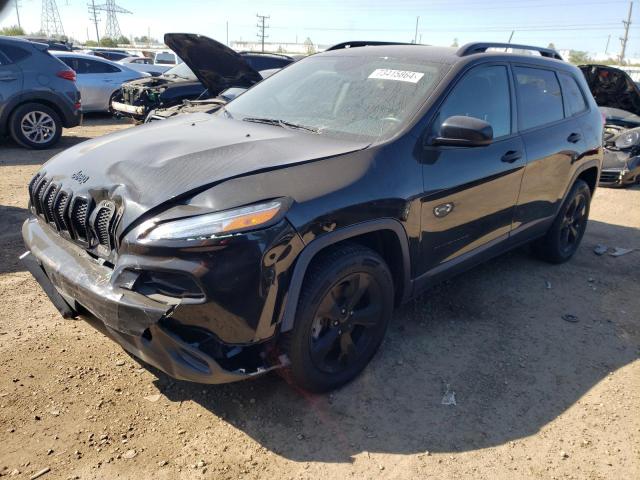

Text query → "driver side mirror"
[433,115,493,147]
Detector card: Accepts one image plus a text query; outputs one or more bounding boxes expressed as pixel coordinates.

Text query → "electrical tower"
[95,0,132,40]
[41,0,65,38]
[619,1,633,64]
[256,13,270,52]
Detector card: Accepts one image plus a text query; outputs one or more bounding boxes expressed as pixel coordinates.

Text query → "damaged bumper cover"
[21,217,295,383]
[111,101,146,116]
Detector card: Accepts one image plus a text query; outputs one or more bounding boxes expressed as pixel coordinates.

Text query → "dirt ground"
[0,116,638,480]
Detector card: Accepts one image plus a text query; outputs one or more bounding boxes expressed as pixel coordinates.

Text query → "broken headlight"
[139,200,286,242]
[614,128,640,149]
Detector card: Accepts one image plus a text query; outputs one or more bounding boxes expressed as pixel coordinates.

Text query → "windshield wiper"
[242,117,320,134]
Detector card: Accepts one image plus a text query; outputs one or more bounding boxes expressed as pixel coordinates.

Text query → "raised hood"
[579,64,640,117]
[163,33,263,93]
[37,114,368,233]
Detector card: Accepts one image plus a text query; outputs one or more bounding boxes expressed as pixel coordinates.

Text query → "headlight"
[614,129,640,149]
[140,200,284,242]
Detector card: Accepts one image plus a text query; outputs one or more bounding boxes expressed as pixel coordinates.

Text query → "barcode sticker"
[368,68,425,83]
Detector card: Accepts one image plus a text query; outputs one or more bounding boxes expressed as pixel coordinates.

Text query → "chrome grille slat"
[71,198,89,242]
[95,207,112,248]
[43,183,58,224]
[54,191,70,232]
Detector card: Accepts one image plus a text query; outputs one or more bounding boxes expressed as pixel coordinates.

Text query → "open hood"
[163,33,263,94]
[579,64,640,117]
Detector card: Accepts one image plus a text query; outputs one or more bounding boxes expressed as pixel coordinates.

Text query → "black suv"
[0,36,81,149]
[21,42,602,392]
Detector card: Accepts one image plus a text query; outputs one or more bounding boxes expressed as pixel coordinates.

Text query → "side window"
[59,57,77,71]
[434,65,511,138]
[558,73,588,116]
[0,51,10,66]
[514,66,564,130]
[0,44,31,63]
[78,59,121,74]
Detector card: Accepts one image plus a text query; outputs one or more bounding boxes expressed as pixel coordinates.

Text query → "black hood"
[38,114,368,232]
[163,33,263,93]
[579,64,640,117]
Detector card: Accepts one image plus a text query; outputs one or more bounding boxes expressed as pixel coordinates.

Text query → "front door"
[419,64,526,275]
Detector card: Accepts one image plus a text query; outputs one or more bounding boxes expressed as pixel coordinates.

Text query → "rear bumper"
[21,218,288,384]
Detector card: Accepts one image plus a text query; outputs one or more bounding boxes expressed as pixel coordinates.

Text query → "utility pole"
[14,0,21,29]
[88,0,100,43]
[413,16,419,44]
[256,13,270,52]
[226,20,229,45]
[605,34,611,54]
[619,1,633,64]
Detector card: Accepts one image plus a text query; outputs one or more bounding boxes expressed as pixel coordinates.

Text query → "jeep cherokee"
[21,42,603,392]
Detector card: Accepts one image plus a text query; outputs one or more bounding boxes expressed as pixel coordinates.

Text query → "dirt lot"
[0,117,638,480]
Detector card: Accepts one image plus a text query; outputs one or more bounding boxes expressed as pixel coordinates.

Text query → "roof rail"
[457,42,563,60]
[326,41,418,51]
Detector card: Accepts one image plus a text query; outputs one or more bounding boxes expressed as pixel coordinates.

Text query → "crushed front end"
[21,172,304,384]
[112,77,173,121]
[601,124,640,186]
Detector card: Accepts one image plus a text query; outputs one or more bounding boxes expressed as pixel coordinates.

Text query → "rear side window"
[0,43,31,63]
[70,58,121,74]
[558,73,587,116]
[514,66,563,130]
[434,65,511,138]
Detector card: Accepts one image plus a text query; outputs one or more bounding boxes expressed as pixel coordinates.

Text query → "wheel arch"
[279,219,412,333]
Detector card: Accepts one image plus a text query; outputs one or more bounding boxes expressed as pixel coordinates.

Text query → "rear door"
[0,42,25,117]
[66,57,122,111]
[419,63,526,273]
[512,65,587,232]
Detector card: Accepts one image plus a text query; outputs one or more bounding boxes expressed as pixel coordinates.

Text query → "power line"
[256,13,270,52]
[14,0,21,29]
[87,0,100,43]
[619,1,633,64]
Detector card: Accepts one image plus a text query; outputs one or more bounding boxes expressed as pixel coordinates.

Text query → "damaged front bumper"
[21,217,294,384]
[599,149,640,186]
[111,101,146,117]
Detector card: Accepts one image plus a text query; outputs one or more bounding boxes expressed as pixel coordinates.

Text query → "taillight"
[56,70,76,82]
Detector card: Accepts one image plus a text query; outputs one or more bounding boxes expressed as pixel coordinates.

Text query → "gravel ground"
[0,116,639,480]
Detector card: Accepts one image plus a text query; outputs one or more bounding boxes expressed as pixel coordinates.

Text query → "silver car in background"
[52,51,148,112]
[117,56,172,77]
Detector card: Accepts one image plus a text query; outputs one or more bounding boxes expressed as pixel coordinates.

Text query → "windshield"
[225,54,447,142]
[164,62,196,80]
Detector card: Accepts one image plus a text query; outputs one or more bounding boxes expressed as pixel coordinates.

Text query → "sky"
[0,0,638,57]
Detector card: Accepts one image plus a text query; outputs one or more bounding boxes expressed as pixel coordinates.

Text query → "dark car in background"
[580,64,640,186]
[21,42,602,392]
[111,33,294,121]
[0,36,81,149]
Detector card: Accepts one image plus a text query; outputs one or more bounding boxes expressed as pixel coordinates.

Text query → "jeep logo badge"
[71,170,90,184]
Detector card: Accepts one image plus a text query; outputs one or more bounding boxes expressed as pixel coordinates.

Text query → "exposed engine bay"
[580,65,640,186]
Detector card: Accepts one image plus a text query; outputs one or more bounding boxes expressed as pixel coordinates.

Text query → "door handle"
[501,150,522,163]
[567,132,582,143]
[0,75,17,81]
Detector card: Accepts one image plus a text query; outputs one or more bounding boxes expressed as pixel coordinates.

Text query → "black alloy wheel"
[282,244,394,392]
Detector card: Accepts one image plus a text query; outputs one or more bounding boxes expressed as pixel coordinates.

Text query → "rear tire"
[9,102,62,150]
[281,244,394,392]
[532,179,591,263]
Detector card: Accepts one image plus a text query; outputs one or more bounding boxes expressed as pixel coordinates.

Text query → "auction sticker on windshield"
[369,68,425,83]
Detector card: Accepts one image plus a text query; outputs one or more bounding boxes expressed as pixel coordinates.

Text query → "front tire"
[532,179,591,263]
[282,244,394,392]
[9,103,62,150]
